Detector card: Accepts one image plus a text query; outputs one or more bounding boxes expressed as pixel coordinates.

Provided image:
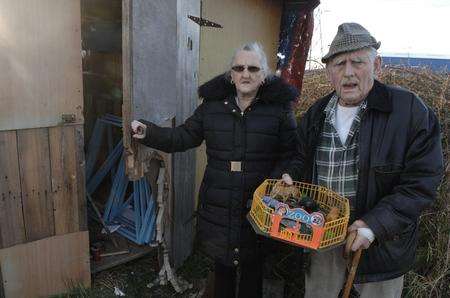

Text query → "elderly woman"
[131,42,298,298]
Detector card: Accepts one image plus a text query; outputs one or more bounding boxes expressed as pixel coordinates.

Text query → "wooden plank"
[0,231,91,298]
[91,241,153,274]
[49,125,86,235]
[122,0,134,177]
[129,0,178,123]
[122,0,178,179]
[164,150,174,260]
[0,0,83,131]
[75,126,88,231]
[0,131,25,249]
[0,268,4,298]
[17,128,55,242]
[172,0,200,268]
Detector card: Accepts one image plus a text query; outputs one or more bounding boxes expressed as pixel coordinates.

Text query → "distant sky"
[309,0,450,61]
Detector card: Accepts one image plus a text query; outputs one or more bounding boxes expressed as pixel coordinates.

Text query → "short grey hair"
[227,42,270,80]
[366,46,378,63]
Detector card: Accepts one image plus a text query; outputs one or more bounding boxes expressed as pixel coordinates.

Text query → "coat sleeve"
[270,104,298,178]
[138,103,204,153]
[362,104,444,242]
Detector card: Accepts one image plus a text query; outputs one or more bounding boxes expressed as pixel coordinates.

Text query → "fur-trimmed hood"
[198,73,299,104]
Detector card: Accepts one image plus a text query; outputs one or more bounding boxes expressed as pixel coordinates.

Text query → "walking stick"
[341,248,362,298]
[339,230,363,298]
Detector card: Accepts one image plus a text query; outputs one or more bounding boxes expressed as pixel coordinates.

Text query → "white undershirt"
[335,102,376,242]
[335,104,359,144]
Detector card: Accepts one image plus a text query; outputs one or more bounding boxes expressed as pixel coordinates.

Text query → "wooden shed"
[0,0,317,296]
[0,1,89,297]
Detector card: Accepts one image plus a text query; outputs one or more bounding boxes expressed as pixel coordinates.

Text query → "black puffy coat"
[288,80,444,282]
[139,74,298,265]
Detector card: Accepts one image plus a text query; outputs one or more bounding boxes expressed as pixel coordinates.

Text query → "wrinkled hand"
[131,120,147,139]
[281,173,293,185]
[347,220,374,252]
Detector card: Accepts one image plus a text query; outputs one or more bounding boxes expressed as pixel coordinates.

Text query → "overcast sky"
[309,0,450,60]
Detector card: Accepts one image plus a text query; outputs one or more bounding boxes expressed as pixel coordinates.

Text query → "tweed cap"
[322,23,380,63]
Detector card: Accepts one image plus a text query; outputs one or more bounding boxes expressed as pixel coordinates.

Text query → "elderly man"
[282,23,443,297]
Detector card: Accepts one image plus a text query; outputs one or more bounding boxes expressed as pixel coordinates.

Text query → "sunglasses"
[231,65,261,73]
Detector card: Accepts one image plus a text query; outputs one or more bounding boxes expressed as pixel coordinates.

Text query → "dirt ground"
[56,241,306,298]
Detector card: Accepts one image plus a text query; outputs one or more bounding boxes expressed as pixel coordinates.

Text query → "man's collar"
[365,80,392,113]
[323,94,339,124]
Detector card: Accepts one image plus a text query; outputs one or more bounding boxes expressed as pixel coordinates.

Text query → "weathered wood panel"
[122,0,179,179]
[0,231,91,298]
[121,0,135,177]
[17,128,55,241]
[49,125,87,235]
[122,0,200,267]
[0,0,83,131]
[0,268,4,298]
[0,131,25,249]
[74,126,88,232]
[172,0,200,268]
[195,0,283,201]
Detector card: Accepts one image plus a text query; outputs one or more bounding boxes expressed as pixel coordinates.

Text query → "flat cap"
[322,22,380,63]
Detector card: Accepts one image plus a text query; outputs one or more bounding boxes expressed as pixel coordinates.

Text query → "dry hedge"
[296,67,450,297]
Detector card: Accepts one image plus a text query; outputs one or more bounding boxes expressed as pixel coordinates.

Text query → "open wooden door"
[122,0,200,268]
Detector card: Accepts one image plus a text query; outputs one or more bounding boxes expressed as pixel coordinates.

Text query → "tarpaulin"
[277,0,320,97]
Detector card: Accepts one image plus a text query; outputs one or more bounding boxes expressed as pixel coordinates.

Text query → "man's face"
[326,48,381,106]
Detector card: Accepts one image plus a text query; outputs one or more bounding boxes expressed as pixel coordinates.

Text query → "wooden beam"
[74,125,88,231]
[17,128,55,241]
[49,125,87,235]
[0,131,25,249]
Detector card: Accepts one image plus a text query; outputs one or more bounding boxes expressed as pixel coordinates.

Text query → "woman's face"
[230,50,265,98]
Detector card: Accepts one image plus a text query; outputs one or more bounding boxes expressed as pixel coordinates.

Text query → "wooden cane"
[341,230,363,298]
[342,248,362,298]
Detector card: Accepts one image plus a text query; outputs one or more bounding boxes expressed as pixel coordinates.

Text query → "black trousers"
[213,257,263,298]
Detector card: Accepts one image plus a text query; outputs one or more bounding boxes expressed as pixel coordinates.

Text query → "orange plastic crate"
[248,179,350,250]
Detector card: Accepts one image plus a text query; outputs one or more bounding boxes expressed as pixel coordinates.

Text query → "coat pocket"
[373,164,403,197]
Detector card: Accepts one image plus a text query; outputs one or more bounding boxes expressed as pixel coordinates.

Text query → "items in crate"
[261,195,325,235]
[326,207,340,222]
[248,179,350,250]
[269,180,300,198]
